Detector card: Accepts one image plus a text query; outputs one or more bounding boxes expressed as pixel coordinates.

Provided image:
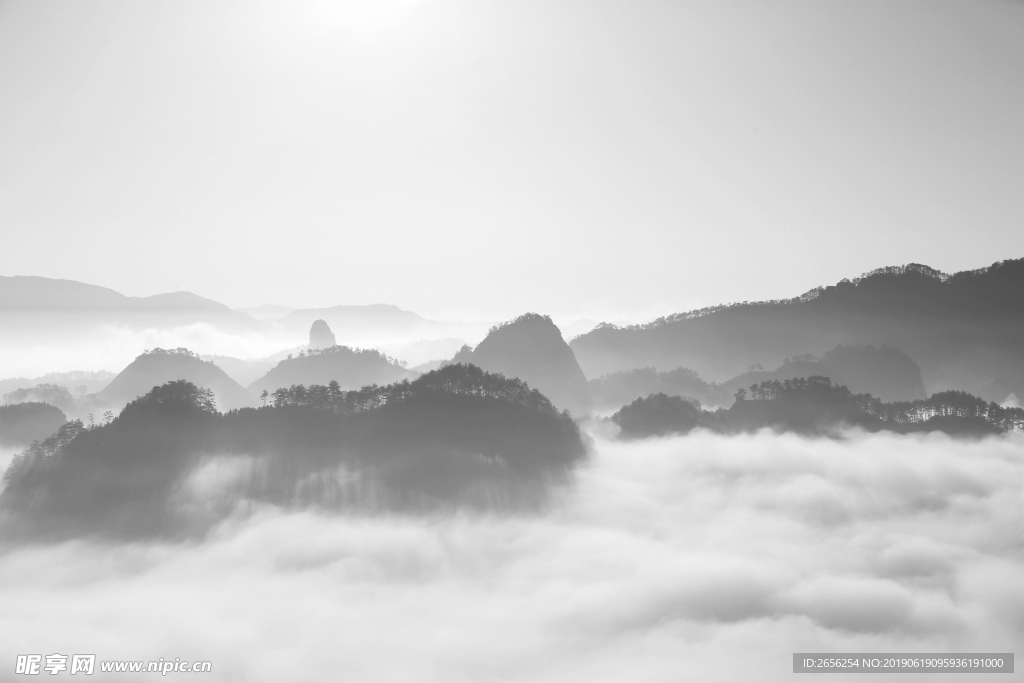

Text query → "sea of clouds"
[1,429,1021,681]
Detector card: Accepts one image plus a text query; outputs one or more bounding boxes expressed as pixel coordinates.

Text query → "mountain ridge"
[570,258,1024,403]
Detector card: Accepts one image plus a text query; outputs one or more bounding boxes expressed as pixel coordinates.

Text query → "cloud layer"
[1,429,1021,681]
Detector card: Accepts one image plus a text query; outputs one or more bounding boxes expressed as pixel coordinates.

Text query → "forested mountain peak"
[123,379,218,416]
[1,367,585,538]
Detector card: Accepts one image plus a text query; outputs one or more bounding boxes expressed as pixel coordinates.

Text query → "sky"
[1,0,1023,322]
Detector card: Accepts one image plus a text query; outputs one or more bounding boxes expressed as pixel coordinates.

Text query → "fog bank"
[1,430,1021,681]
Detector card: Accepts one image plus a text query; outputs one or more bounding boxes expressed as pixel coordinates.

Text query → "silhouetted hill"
[447,314,592,415]
[248,345,416,396]
[611,378,1024,439]
[572,259,1024,403]
[98,348,255,411]
[0,403,66,447]
[1,367,585,538]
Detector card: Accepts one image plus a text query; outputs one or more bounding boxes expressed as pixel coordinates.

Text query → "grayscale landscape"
[1,1,1022,681]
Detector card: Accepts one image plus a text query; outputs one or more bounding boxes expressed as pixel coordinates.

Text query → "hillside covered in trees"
[572,259,1024,404]
[611,376,1024,439]
[1,365,585,540]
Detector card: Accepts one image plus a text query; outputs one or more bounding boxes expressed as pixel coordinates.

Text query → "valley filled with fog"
[2,428,1021,682]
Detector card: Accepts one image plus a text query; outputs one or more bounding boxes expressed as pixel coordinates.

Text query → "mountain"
[237,304,294,320]
[0,276,259,335]
[589,343,925,411]
[0,403,66,447]
[571,259,1024,403]
[308,319,337,349]
[589,367,729,411]
[0,370,115,398]
[273,303,490,350]
[280,303,427,338]
[611,378,1024,439]
[448,314,591,415]
[820,345,925,401]
[558,319,601,340]
[201,355,280,388]
[2,384,78,415]
[1,369,585,538]
[97,348,255,411]
[248,345,416,396]
[719,345,926,403]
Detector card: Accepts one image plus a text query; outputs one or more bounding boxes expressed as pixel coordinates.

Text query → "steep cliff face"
[452,314,591,415]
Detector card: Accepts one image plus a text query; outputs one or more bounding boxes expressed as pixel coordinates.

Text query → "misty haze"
[2,1,1023,681]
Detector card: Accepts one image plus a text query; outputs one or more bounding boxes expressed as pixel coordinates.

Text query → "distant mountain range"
[0,276,486,370]
[0,276,256,333]
[571,258,1024,404]
[4,258,1022,410]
